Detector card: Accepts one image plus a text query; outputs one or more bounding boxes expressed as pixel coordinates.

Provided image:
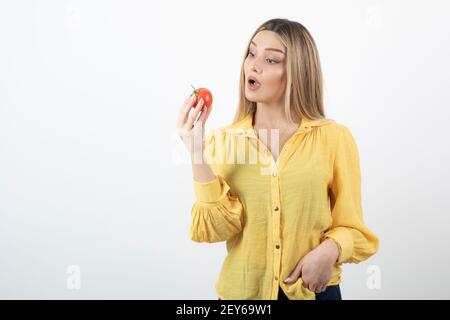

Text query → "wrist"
[322,238,340,263]
[190,149,207,164]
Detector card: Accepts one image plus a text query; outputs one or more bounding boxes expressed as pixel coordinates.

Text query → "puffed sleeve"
[190,129,245,243]
[321,125,379,264]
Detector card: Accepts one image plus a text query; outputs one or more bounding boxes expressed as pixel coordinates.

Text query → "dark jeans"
[218,285,342,300]
[278,285,342,300]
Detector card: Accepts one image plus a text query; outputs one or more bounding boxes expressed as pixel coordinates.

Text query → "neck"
[252,102,300,129]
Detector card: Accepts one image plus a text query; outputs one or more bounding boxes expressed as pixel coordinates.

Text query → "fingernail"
[284,278,290,283]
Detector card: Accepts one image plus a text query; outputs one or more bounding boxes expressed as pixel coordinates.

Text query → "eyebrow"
[250,41,285,55]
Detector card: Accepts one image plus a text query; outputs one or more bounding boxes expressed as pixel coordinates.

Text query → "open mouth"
[248,78,261,89]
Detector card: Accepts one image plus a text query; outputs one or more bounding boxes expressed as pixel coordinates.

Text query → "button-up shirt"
[190,112,379,300]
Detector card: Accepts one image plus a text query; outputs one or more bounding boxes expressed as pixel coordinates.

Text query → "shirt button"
[275,245,280,249]
[274,206,279,211]
[274,276,278,281]
[272,171,277,177]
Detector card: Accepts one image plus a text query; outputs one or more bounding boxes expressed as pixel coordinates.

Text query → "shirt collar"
[225,112,333,138]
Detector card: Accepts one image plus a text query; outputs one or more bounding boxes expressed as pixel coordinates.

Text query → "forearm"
[319,238,340,264]
[191,152,215,182]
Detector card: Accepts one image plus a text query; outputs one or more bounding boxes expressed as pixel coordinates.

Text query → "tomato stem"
[190,84,198,96]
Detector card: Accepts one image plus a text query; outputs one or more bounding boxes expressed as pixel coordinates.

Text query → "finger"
[197,104,212,124]
[178,95,197,127]
[178,94,196,127]
[284,261,303,284]
[193,107,207,130]
[182,94,191,106]
[303,280,310,290]
[193,108,210,141]
[315,285,326,293]
[193,112,206,132]
[179,94,193,114]
[186,98,204,129]
[194,106,206,125]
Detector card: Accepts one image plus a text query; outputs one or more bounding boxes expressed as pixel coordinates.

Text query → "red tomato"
[190,85,213,109]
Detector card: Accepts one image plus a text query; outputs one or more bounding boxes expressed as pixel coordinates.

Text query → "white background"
[1,0,449,299]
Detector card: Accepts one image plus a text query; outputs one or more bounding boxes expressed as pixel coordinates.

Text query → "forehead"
[250,30,286,52]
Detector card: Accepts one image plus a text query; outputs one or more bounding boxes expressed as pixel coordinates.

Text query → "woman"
[176,18,379,300]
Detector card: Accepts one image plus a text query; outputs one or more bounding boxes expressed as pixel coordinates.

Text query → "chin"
[245,92,262,103]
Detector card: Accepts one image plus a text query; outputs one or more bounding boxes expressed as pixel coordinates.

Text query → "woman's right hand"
[176,94,213,159]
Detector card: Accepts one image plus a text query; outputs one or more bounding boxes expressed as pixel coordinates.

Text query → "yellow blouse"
[190,112,379,300]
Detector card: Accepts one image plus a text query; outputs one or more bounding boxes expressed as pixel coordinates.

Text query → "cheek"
[267,68,285,87]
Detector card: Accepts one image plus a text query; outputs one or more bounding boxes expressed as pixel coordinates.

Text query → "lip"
[247,81,260,91]
[247,75,260,85]
[247,75,261,91]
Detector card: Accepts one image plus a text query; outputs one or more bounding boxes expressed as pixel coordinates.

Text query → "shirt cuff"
[193,175,228,203]
[321,227,354,264]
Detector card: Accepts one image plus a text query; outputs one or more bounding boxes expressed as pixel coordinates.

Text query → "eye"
[247,51,279,64]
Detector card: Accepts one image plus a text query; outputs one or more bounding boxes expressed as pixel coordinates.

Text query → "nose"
[250,64,259,73]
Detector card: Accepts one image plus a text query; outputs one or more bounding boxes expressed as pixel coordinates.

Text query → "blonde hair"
[233,18,325,125]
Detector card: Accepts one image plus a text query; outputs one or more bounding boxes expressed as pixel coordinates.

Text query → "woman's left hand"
[284,239,340,293]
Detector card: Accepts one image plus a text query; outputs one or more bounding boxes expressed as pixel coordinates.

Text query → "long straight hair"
[233,18,325,124]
